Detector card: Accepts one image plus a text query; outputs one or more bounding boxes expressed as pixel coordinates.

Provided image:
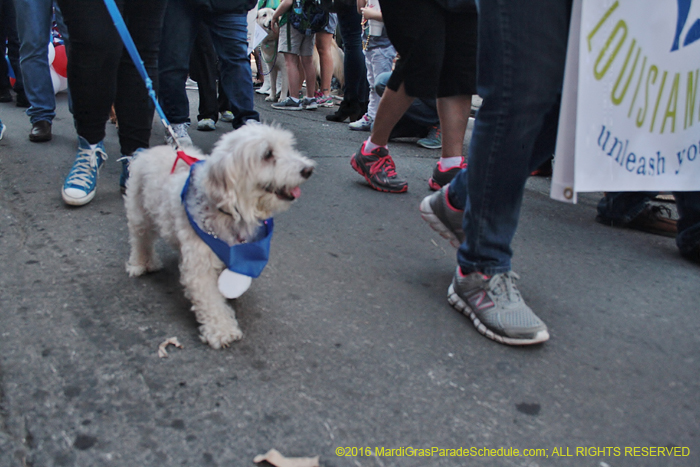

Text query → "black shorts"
[380,0,477,99]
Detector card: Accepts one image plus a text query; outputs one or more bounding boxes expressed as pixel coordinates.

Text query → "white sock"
[440,156,464,169]
[364,138,385,153]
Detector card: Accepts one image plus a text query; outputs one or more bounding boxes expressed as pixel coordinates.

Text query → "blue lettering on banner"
[597,124,699,175]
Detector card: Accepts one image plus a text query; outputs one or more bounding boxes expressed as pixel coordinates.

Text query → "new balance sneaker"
[220,111,234,122]
[272,96,303,110]
[350,142,408,193]
[197,118,216,131]
[349,114,373,131]
[165,122,193,147]
[317,95,334,107]
[448,268,549,346]
[62,136,108,206]
[302,97,318,110]
[417,125,442,149]
[419,185,465,248]
[428,157,467,191]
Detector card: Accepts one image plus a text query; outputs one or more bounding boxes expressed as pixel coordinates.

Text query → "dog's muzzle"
[264,166,313,201]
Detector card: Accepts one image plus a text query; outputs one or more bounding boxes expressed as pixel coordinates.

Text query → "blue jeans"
[158,0,259,129]
[15,0,69,124]
[598,192,700,256]
[448,0,572,275]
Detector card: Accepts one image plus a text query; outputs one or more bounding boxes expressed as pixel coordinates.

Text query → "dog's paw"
[199,322,243,349]
[126,262,148,277]
[126,258,162,277]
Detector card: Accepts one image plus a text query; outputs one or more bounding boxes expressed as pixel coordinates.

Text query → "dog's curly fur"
[124,123,314,349]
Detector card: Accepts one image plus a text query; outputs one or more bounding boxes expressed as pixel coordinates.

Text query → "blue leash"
[102,0,181,149]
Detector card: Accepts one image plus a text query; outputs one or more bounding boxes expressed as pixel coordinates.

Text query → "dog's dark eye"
[264,150,275,162]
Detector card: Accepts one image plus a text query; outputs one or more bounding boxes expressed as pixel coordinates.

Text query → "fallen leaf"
[254,448,320,467]
[158,337,183,358]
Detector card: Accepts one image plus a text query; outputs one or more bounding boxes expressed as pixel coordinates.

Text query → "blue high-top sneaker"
[61,136,108,206]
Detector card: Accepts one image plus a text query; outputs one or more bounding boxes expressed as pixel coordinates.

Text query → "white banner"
[552,0,700,203]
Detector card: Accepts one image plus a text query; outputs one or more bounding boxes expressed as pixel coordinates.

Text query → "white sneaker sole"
[419,196,461,249]
[62,188,96,206]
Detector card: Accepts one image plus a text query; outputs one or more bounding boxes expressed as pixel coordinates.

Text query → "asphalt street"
[0,89,698,467]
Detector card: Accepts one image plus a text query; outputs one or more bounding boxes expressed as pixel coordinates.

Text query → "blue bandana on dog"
[180,161,274,279]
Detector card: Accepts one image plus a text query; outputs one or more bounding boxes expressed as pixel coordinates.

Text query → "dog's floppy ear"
[204,155,240,220]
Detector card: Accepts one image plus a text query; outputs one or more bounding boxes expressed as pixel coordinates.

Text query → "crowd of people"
[1,0,698,347]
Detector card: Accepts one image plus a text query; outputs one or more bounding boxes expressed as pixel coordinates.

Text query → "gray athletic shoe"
[448,268,549,346]
[302,97,318,110]
[419,185,465,248]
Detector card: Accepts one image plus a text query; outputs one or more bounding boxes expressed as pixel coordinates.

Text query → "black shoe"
[15,91,30,108]
[326,98,364,123]
[0,89,12,103]
[29,120,52,142]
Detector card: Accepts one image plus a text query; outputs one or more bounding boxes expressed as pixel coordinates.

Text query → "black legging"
[56,0,167,155]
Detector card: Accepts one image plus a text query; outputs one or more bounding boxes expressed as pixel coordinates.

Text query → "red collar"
[171,150,201,174]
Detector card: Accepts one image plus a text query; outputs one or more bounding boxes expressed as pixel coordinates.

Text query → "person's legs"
[55,0,125,205]
[458,0,571,275]
[439,0,572,346]
[2,0,26,102]
[205,11,260,128]
[15,0,56,138]
[115,0,167,156]
[158,0,199,127]
[190,23,220,126]
[375,71,438,138]
[314,30,334,99]
[300,54,316,98]
[57,0,125,143]
[327,4,367,122]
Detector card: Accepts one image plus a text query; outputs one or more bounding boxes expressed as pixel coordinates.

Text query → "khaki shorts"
[278,22,316,57]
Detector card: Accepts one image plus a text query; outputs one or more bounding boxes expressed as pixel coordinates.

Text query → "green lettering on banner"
[612,39,640,104]
[628,56,647,117]
[650,70,668,133]
[685,70,698,129]
[594,20,628,80]
[661,73,680,134]
[636,65,658,128]
[587,1,620,51]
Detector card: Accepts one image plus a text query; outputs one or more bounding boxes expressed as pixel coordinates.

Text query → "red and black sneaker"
[428,157,467,191]
[350,142,408,193]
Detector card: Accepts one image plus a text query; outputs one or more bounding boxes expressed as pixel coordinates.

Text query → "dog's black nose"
[301,166,314,179]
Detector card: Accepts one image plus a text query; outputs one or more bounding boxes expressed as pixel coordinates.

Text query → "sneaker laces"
[369,154,398,178]
[429,126,441,140]
[487,271,522,303]
[174,124,190,138]
[66,147,106,189]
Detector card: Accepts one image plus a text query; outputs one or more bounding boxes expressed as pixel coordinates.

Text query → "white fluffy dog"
[257,7,289,102]
[124,123,314,349]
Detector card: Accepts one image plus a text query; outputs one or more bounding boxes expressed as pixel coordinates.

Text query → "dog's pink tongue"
[290,186,301,199]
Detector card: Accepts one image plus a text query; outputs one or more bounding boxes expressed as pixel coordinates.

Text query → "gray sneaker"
[272,96,303,111]
[302,97,318,110]
[448,268,549,345]
[165,122,193,147]
[419,185,465,248]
